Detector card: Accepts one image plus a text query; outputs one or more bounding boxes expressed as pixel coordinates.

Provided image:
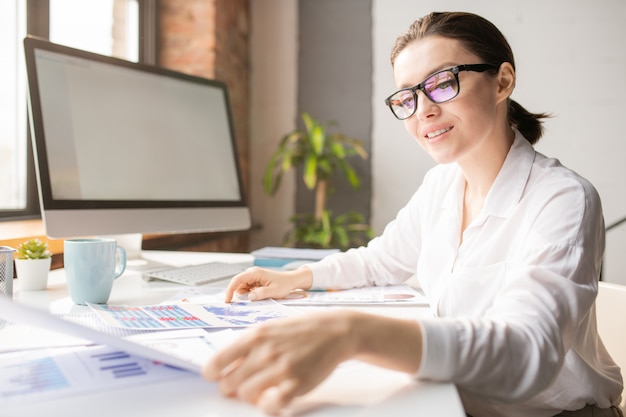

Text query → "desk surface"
[5,251,465,417]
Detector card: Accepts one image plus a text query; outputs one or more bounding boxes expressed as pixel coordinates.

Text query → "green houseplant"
[16,239,52,260]
[263,112,374,250]
[15,238,52,291]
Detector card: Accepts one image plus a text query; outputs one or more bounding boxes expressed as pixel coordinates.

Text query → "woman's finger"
[201,328,257,381]
[224,268,265,302]
[257,379,301,416]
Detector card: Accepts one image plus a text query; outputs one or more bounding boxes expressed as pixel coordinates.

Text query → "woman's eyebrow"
[397,62,458,89]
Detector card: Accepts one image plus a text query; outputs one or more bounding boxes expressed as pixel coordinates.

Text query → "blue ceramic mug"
[64,238,126,305]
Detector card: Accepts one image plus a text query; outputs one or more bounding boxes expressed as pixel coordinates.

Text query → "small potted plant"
[15,238,52,291]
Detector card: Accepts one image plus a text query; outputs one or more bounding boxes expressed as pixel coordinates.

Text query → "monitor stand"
[100,233,172,272]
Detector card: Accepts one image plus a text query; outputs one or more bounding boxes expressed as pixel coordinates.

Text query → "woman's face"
[392,36,506,165]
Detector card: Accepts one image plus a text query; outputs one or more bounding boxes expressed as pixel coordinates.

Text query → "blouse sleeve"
[306,186,425,290]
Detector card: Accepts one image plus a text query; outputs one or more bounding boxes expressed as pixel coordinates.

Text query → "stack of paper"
[251,246,340,268]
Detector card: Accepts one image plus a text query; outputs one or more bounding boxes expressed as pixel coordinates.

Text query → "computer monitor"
[23,37,251,256]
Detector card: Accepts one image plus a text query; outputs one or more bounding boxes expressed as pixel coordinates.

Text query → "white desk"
[5,250,465,417]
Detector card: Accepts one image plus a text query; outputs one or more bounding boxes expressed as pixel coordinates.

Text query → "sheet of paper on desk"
[0,344,188,404]
[0,296,234,374]
[88,299,298,330]
[0,313,175,353]
[277,285,430,306]
[160,285,429,307]
[0,328,239,405]
[0,346,190,404]
[0,319,92,353]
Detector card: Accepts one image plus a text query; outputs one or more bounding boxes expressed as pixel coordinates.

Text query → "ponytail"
[508,99,551,145]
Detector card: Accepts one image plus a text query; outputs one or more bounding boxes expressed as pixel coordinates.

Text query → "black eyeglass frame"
[384,63,501,120]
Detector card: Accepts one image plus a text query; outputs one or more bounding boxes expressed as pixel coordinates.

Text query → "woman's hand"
[202,310,360,415]
[224,266,313,302]
[201,310,423,415]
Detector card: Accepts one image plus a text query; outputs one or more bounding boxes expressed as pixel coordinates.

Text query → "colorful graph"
[143,305,210,328]
[1,345,190,403]
[1,356,69,398]
[90,350,148,378]
[89,301,297,329]
[201,304,288,326]
[93,304,209,329]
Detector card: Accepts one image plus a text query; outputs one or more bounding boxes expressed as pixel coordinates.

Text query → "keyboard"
[142,262,250,286]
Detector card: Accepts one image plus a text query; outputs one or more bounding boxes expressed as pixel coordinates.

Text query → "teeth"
[426,128,451,139]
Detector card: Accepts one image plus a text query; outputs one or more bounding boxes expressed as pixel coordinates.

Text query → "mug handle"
[114,246,127,279]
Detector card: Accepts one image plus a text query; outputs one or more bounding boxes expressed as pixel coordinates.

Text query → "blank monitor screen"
[24,37,250,239]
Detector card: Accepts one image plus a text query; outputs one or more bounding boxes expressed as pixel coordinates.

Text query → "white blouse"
[307,130,623,417]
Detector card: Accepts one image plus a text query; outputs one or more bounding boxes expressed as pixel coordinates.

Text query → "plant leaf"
[281,153,293,172]
[310,124,325,155]
[338,160,361,189]
[263,152,282,194]
[303,155,318,189]
[301,112,315,135]
[330,139,346,159]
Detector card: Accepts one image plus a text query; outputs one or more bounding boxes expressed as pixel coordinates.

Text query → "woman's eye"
[401,96,414,107]
[394,91,414,107]
[435,80,454,90]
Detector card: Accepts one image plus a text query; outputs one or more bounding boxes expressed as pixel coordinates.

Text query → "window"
[0,0,140,220]
[0,0,27,214]
[50,0,138,61]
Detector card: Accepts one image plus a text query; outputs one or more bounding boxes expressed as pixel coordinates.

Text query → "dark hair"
[391,12,550,144]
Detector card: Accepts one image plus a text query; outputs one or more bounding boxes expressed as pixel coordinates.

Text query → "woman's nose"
[414,92,439,120]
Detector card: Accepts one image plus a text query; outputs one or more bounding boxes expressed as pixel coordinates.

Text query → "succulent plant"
[16,238,52,260]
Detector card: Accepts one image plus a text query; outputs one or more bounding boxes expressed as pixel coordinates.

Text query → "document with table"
[0,250,465,417]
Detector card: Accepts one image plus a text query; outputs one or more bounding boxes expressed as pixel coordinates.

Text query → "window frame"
[0,0,157,222]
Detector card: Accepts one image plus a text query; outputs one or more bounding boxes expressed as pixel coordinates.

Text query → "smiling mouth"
[426,127,452,139]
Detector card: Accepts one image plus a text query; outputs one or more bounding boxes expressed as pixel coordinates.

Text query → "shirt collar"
[485,129,536,218]
[441,129,536,219]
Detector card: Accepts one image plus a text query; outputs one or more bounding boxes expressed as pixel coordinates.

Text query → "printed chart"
[1,344,190,404]
[89,300,297,330]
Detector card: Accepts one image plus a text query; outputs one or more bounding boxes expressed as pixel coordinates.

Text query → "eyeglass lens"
[389,69,459,120]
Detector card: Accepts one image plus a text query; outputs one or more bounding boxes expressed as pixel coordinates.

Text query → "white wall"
[248,0,298,251]
[249,1,626,284]
[371,0,626,284]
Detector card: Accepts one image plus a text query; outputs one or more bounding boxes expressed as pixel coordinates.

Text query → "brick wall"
[158,0,217,78]
[214,0,250,198]
[155,0,250,252]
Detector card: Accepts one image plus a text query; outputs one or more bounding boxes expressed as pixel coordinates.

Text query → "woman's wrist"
[351,312,423,373]
[285,266,314,291]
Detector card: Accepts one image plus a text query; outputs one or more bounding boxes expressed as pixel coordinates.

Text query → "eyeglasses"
[384,64,500,120]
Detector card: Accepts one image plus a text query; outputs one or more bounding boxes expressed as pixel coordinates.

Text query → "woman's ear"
[496,62,516,104]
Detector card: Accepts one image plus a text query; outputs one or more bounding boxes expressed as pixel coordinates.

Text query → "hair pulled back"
[391,12,550,144]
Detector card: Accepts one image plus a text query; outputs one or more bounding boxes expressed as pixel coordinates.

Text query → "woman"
[202,12,623,417]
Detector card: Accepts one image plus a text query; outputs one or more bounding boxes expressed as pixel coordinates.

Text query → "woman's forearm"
[349,311,423,373]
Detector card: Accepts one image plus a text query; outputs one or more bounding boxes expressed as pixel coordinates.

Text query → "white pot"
[15,258,52,291]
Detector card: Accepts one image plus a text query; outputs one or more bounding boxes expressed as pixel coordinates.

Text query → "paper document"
[161,285,429,307]
[0,344,189,403]
[0,296,230,373]
[0,328,239,404]
[0,320,92,353]
[0,312,178,353]
[277,285,429,306]
[88,299,298,330]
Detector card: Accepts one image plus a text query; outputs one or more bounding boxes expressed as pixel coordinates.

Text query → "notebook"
[0,296,222,374]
